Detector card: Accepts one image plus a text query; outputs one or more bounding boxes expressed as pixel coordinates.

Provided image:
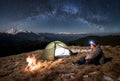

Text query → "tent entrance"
[55,44,70,58]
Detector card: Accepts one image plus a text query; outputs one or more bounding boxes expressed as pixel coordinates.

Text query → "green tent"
[41,41,71,60]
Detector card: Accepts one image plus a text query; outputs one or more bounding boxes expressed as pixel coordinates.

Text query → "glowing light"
[25,54,38,71]
[89,41,94,45]
[89,40,96,44]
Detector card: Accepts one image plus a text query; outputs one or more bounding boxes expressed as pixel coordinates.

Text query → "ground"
[0,46,120,81]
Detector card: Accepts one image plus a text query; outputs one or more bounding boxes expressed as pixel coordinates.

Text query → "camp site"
[0,0,120,81]
[0,38,120,81]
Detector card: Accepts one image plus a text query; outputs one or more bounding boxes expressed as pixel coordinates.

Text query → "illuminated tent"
[41,41,71,60]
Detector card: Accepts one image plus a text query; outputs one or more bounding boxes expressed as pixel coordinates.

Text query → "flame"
[25,54,37,71]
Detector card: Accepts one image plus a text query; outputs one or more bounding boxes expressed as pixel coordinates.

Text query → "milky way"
[0,0,120,33]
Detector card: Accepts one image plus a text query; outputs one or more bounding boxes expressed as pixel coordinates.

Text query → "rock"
[14,62,19,67]
[70,75,75,79]
[103,76,114,81]
[83,75,89,78]
[118,77,120,81]
[60,73,75,78]
[89,71,97,75]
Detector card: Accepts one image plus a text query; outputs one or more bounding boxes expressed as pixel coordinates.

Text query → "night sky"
[0,0,120,33]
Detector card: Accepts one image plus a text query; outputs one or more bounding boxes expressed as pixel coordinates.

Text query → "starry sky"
[0,0,120,33]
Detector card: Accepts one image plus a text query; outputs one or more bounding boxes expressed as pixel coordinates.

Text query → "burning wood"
[25,54,37,71]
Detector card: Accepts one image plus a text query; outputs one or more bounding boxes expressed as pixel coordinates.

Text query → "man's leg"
[86,59,99,65]
[76,56,86,64]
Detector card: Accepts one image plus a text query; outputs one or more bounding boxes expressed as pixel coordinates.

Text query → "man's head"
[89,41,97,49]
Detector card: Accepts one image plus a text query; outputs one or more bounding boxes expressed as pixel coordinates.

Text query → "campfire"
[25,54,38,71]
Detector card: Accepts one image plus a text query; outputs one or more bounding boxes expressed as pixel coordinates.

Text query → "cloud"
[62,5,79,14]
[97,26,105,31]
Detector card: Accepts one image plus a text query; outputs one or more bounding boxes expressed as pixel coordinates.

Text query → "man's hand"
[85,55,92,61]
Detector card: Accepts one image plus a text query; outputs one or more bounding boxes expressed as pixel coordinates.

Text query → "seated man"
[73,41,106,65]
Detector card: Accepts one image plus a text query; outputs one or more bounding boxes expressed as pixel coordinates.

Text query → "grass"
[0,46,120,81]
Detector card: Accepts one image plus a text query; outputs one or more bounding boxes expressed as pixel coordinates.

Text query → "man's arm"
[85,48,101,60]
[90,48,101,59]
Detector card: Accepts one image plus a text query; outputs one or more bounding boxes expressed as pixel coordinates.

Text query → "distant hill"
[69,35,120,46]
[0,31,119,57]
[5,28,32,34]
[0,32,87,57]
